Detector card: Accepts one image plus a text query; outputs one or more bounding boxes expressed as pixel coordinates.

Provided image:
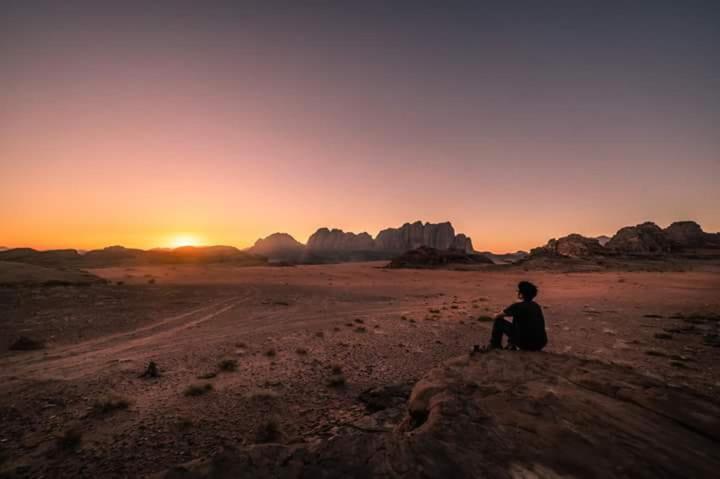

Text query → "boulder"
[606,222,672,254]
[162,352,720,478]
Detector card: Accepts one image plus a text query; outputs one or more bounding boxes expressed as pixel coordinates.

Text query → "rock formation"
[595,235,611,246]
[530,233,605,258]
[163,351,720,478]
[664,221,720,249]
[606,222,672,254]
[387,246,493,269]
[247,233,305,261]
[375,221,474,253]
[306,228,375,251]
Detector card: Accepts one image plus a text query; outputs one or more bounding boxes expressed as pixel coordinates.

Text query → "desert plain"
[1,262,720,477]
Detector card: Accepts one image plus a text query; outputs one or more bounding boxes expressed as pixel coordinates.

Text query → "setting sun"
[168,234,203,249]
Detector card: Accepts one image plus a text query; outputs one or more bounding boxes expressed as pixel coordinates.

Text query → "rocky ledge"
[162,351,720,478]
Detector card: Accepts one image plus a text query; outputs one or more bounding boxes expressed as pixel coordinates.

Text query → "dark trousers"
[491,318,513,348]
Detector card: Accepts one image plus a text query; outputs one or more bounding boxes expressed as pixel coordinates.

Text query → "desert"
[2,244,720,477]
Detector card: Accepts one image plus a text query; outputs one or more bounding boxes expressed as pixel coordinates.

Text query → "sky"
[2,1,719,253]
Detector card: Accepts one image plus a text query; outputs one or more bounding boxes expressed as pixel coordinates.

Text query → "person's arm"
[495,303,517,320]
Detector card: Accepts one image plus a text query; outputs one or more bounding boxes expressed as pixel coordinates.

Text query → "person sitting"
[475,281,547,352]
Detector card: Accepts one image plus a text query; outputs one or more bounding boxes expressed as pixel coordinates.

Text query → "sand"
[1,262,719,477]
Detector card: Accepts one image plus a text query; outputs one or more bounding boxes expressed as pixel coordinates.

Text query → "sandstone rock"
[162,352,720,478]
[375,221,473,253]
[387,246,493,269]
[606,222,672,254]
[307,228,375,251]
[247,233,305,261]
[530,233,605,258]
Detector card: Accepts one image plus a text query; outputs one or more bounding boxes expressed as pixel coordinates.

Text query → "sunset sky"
[2,1,718,252]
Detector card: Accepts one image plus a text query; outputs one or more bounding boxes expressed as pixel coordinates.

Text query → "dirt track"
[1,262,719,477]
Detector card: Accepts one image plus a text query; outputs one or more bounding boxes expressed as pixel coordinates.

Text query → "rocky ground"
[1,263,719,478]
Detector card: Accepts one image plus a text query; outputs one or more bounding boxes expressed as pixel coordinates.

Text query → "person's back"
[476,280,548,352]
[502,299,547,350]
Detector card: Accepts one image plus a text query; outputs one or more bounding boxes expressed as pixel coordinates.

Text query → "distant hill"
[387,246,493,269]
[0,245,267,268]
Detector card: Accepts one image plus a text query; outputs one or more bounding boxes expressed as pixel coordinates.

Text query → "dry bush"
[218,359,238,372]
[477,315,494,322]
[92,396,130,414]
[264,348,277,358]
[184,383,213,397]
[57,428,82,450]
[315,331,325,338]
[327,374,346,388]
[254,416,282,443]
[295,348,308,355]
[354,326,367,333]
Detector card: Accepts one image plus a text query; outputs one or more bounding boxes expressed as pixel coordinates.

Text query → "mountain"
[478,250,528,264]
[595,235,611,246]
[0,245,267,268]
[307,228,375,251]
[376,221,474,253]
[531,234,606,258]
[247,233,305,262]
[606,222,672,255]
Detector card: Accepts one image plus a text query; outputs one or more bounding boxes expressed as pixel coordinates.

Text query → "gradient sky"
[2,1,719,252]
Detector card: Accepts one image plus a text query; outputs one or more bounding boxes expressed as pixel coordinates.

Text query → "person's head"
[517,281,538,301]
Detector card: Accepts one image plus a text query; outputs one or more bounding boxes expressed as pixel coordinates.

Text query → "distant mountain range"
[529,221,720,259]
[2,220,717,270]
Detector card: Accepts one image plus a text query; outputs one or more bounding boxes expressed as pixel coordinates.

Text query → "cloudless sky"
[2,1,718,252]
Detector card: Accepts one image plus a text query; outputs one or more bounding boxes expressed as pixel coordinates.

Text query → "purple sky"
[2,1,718,252]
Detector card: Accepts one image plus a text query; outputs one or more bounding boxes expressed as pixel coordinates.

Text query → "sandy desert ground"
[1,262,719,477]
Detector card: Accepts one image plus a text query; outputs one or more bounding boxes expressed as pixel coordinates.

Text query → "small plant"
[476,315,494,322]
[315,331,325,338]
[254,416,282,443]
[295,348,308,355]
[429,309,440,314]
[184,383,213,397]
[327,373,346,388]
[218,359,238,372]
[9,336,45,351]
[354,326,367,333]
[264,348,277,357]
[140,361,160,378]
[57,428,82,450]
[197,372,217,379]
[354,318,365,324]
[92,396,130,414]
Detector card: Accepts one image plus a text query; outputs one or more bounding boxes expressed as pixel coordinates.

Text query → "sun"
[168,234,202,249]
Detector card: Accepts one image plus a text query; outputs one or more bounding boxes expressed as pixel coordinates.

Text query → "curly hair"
[518,281,538,300]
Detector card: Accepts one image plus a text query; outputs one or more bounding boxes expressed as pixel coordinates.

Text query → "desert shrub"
[57,428,82,450]
[330,364,343,374]
[218,359,238,372]
[116,281,125,286]
[264,348,277,357]
[236,341,247,348]
[429,309,440,314]
[254,416,282,443]
[92,396,130,414]
[295,348,308,355]
[477,315,494,322]
[197,372,217,379]
[327,374,346,388]
[247,388,279,401]
[9,336,45,351]
[148,278,156,284]
[315,331,325,338]
[354,326,367,333]
[354,318,364,324]
[184,383,213,397]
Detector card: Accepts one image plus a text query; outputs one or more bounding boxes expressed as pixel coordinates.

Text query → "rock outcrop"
[387,246,493,269]
[163,351,720,478]
[375,221,474,253]
[247,233,305,261]
[664,221,720,249]
[606,222,672,254]
[530,233,605,258]
[306,228,375,251]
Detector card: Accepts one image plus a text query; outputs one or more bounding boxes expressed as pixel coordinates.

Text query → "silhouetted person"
[475,281,547,352]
